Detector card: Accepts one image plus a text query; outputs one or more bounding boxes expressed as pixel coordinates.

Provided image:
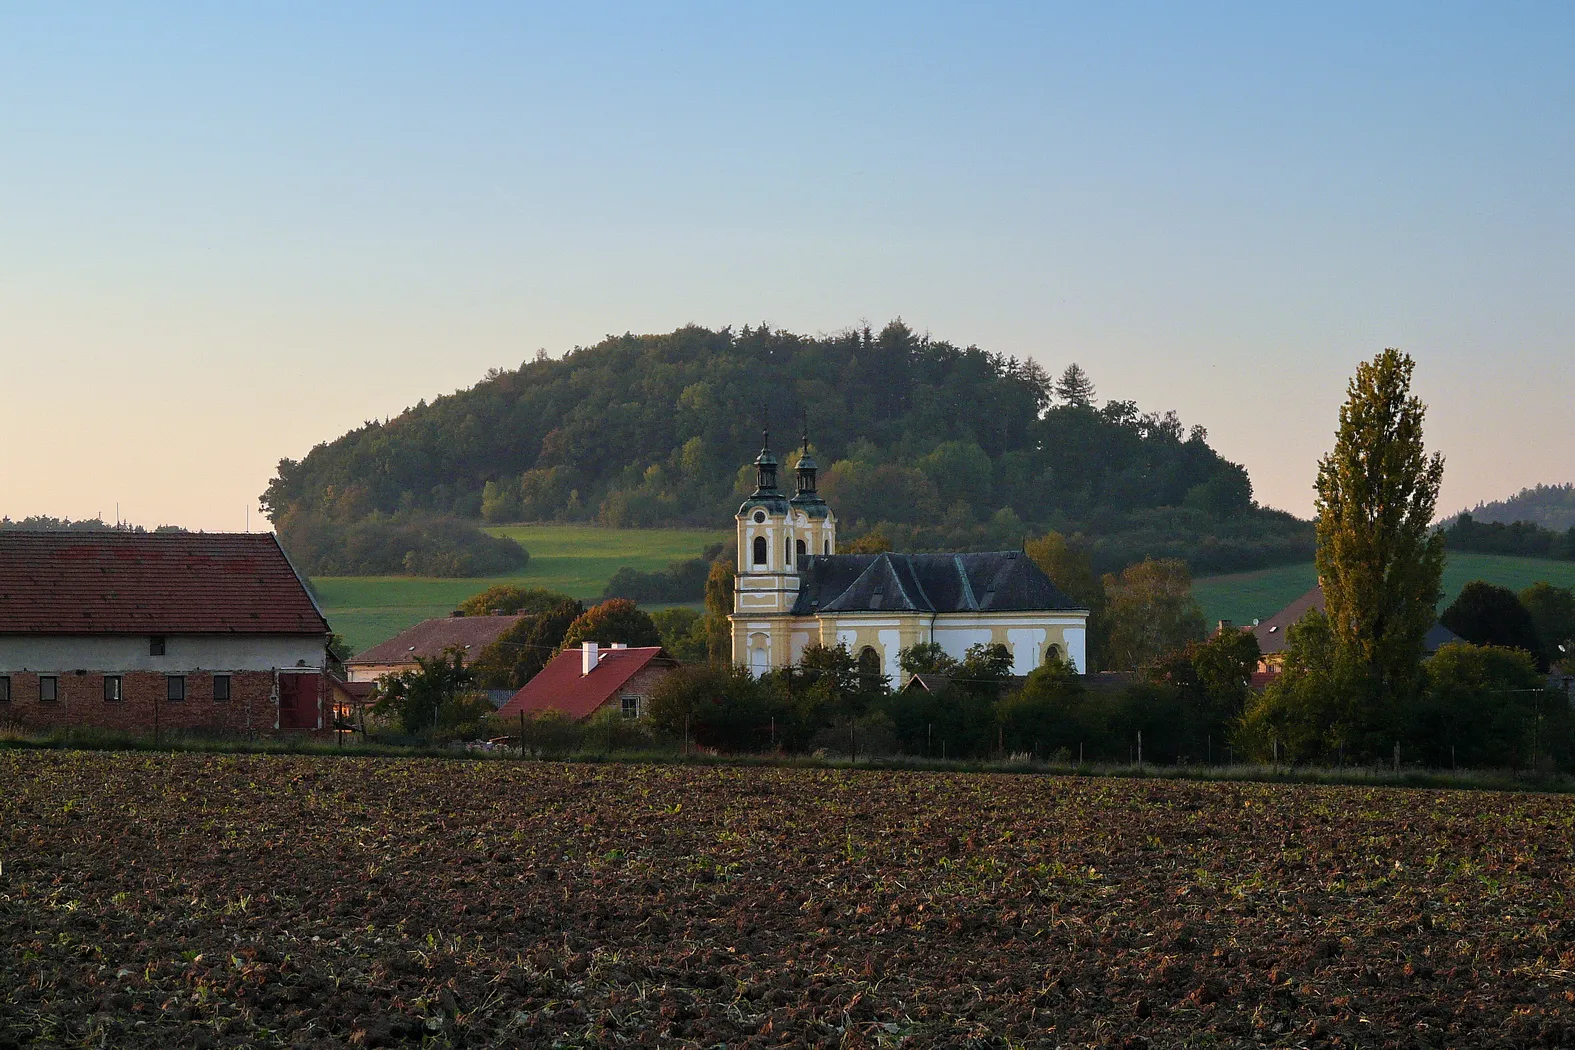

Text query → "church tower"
[731,429,838,675]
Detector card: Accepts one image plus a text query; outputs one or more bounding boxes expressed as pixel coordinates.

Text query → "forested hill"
[264,321,1311,574]
[1445,483,1575,532]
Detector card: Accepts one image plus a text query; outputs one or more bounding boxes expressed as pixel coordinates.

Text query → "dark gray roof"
[792,552,1084,616]
[1252,585,1461,655]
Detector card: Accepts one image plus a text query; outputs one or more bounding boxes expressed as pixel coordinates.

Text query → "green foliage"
[1025,531,1107,664]
[1102,558,1206,670]
[996,660,1087,756]
[457,584,575,616]
[1235,609,1369,763]
[601,544,722,602]
[560,598,662,650]
[1314,348,1445,703]
[278,511,528,577]
[261,321,1305,575]
[1443,512,1575,560]
[898,642,956,676]
[1411,643,1568,769]
[651,607,709,663]
[647,664,784,752]
[372,647,481,738]
[1448,483,1575,532]
[1440,581,1547,669]
[468,600,584,689]
[1521,582,1575,667]
[703,554,734,664]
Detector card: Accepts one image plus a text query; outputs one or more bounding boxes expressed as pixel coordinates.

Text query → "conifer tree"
[1054,363,1096,406]
[1314,349,1445,701]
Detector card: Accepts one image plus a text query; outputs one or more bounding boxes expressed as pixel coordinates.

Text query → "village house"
[345,613,528,682]
[1249,585,1462,686]
[496,642,677,722]
[730,434,1090,684]
[0,531,333,733]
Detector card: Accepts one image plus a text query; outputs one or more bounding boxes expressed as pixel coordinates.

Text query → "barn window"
[213,674,231,702]
[621,695,641,719]
[39,676,57,703]
[857,646,881,682]
[752,535,767,566]
[103,676,122,702]
[0,676,9,702]
[149,636,166,657]
[166,675,185,702]
[796,539,807,562]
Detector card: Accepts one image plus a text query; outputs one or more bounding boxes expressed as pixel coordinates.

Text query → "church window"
[857,646,881,682]
[752,536,767,566]
[824,540,830,554]
[1046,643,1063,665]
[796,539,806,562]
[753,510,766,523]
[785,537,792,565]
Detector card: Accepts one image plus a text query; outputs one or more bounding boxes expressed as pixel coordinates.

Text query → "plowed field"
[3,751,1573,1048]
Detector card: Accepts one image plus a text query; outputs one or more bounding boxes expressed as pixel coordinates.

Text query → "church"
[730,435,1090,685]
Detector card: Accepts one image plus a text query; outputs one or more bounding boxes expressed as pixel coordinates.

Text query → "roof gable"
[349,615,528,666]
[0,531,328,635]
[797,551,1084,615]
[497,646,675,722]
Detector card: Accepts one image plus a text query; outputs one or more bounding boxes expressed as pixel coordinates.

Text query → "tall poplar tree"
[1314,349,1445,701]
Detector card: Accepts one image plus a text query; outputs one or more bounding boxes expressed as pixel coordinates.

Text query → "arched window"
[1046,643,1063,665]
[858,646,881,682]
[752,535,767,566]
[785,537,793,565]
[796,539,807,563]
[824,540,830,555]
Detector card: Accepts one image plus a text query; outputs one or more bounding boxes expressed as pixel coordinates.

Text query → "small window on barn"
[621,695,640,720]
[213,674,231,702]
[149,636,166,657]
[752,535,767,566]
[103,676,121,702]
[167,675,185,702]
[0,676,9,702]
[39,676,58,703]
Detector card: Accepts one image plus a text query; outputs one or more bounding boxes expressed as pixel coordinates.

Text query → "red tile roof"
[0,531,328,635]
[497,646,676,722]
[348,615,528,668]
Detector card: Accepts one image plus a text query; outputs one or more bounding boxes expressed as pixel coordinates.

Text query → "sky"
[2,2,1571,530]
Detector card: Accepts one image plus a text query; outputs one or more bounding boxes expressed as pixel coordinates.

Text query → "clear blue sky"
[3,3,1571,530]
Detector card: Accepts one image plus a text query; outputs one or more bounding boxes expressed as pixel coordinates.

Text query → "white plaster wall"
[0,634,325,674]
[933,628,992,661]
[1064,627,1087,674]
[1006,628,1048,675]
[877,629,901,682]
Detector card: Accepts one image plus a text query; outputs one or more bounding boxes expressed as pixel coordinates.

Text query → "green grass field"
[315,524,728,652]
[1194,553,1575,627]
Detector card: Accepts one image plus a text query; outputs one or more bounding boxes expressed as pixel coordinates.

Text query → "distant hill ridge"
[1445,483,1575,531]
[263,320,1313,575]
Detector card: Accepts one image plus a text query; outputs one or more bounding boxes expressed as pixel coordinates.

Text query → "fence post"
[519,710,526,759]
[1393,740,1400,774]
[1137,730,1143,770]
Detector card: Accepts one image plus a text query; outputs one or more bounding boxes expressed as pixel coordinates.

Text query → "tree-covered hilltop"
[1444,483,1575,532]
[263,320,1311,574]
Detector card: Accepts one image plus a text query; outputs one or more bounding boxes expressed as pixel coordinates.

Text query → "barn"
[0,531,333,734]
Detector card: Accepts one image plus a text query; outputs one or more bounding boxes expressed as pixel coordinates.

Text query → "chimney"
[1217,619,1233,634]
[582,641,599,675]
[610,642,627,650]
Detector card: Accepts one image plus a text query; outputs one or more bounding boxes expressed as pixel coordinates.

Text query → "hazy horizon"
[4,4,1572,532]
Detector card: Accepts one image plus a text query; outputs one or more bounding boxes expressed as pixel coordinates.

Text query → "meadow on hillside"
[316,524,725,651]
[1194,552,1575,627]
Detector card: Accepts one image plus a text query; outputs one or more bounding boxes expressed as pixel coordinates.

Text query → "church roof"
[791,552,1085,615]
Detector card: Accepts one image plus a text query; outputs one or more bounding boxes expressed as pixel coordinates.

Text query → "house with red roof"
[496,642,678,723]
[346,613,528,682]
[0,531,333,734]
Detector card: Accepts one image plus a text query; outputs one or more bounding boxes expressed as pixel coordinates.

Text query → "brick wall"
[0,670,281,735]
[592,663,675,720]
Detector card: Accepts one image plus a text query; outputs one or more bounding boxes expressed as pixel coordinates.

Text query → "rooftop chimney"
[1217,619,1233,634]
[582,641,599,675]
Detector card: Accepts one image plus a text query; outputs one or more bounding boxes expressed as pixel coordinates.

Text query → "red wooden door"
[278,674,319,729]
